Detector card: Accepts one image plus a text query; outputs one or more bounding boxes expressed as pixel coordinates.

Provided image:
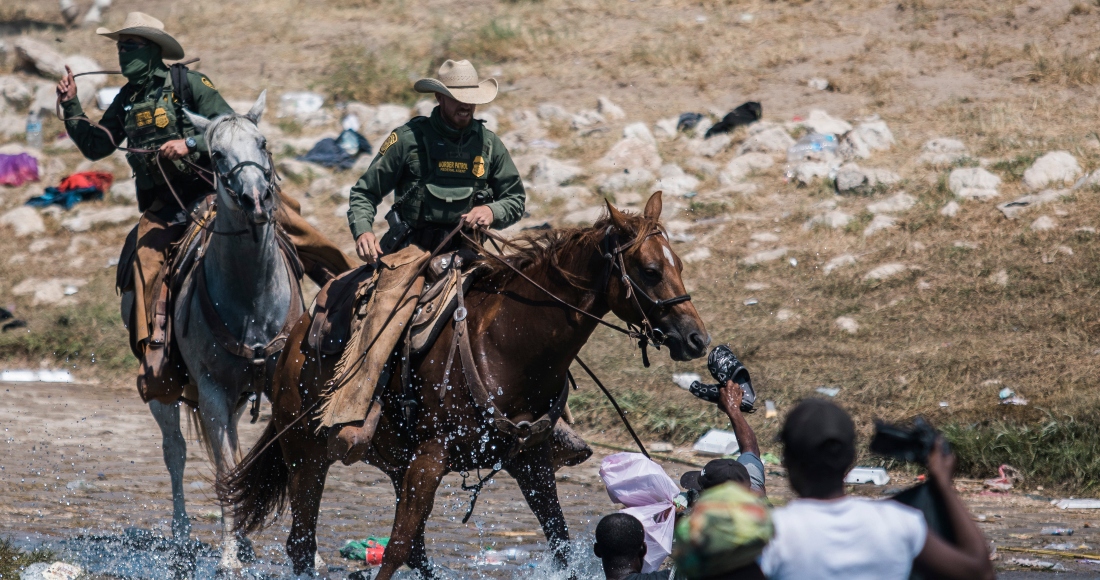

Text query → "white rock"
[989,269,1009,286]
[684,157,719,177]
[807,77,830,91]
[750,232,780,243]
[616,192,643,205]
[597,124,661,171]
[597,168,655,193]
[802,110,852,135]
[652,164,700,197]
[776,309,795,321]
[836,163,900,194]
[537,102,572,122]
[65,55,105,107]
[0,206,46,237]
[940,201,960,217]
[692,117,714,139]
[789,161,831,185]
[623,122,656,144]
[863,214,897,237]
[742,247,788,265]
[803,210,853,230]
[996,189,1071,219]
[720,152,774,185]
[824,254,857,274]
[853,119,894,150]
[654,117,679,139]
[737,127,795,155]
[919,138,969,166]
[949,167,1001,200]
[0,75,33,110]
[571,110,606,130]
[538,185,591,202]
[1023,151,1081,190]
[563,205,605,225]
[867,192,916,214]
[596,96,626,120]
[1030,215,1057,231]
[110,180,136,202]
[478,110,499,133]
[528,157,583,188]
[688,134,733,158]
[12,277,87,305]
[863,263,909,281]
[365,104,411,136]
[13,38,67,78]
[681,247,711,263]
[20,562,84,580]
[61,206,139,232]
[835,316,859,334]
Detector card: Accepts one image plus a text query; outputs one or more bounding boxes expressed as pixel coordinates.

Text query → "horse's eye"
[258,138,267,149]
[642,267,662,282]
[211,150,224,160]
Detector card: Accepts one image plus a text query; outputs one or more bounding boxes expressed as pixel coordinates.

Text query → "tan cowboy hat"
[414,60,498,105]
[97,12,185,61]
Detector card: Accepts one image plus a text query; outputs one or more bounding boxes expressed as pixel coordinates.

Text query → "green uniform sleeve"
[62,93,126,161]
[186,71,234,152]
[484,132,526,229]
[347,130,411,240]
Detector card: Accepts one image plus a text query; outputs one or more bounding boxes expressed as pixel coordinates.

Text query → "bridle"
[210,149,280,229]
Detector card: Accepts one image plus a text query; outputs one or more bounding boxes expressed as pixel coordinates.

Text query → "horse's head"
[185,91,276,224]
[602,191,710,361]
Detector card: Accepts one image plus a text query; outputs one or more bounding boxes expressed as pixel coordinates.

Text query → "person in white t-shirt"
[759,399,994,580]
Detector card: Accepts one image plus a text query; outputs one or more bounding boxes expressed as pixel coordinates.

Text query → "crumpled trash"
[0,153,40,187]
[298,129,372,170]
[474,547,531,566]
[600,452,679,573]
[1010,558,1065,570]
[705,101,762,139]
[677,112,705,132]
[340,536,388,564]
[26,171,114,209]
[983,464,1021,492]
[1041,527,1074,535]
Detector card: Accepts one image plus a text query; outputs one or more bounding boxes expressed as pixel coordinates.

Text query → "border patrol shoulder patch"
[380,132,399,155]
[201,76,215,89]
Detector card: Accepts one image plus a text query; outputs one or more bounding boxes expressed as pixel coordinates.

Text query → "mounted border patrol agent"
[56,12,353,402]
[324,59,528,463]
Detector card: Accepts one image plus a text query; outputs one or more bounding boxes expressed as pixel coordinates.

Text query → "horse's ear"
[245,90,267,124]
[643,190,664,220]
[605,198,630,232]
[183,109,211,134]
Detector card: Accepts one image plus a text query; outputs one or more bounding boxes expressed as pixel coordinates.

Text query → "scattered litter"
[1,369,73,382]
[26,171,114,209]
[1056,499,1100,510]
[279,91,324,117]
[983,465,1020,492]
[1001,396,1029,406]
[1042,527,1075,536]
[677,112,705,132]
[789,257,798,267]
[692,429,740,456]
[815,387,840,397]
[3,320,27,332]
[787,133,838,162]
[96,86,122,110]
[340,536,388,564]
[938,401,949,408]
[761,452,781,465]
[705,102,762,139]
[672,373,701,390]
[764,400,777,419]
[64,285,79,296]
[998,387,1015,400]
[600,453,679,572]
[20,562,84,580]
[649,442,674,453]
[474,547,531,566]
[0,153,40,187]
[845,467,891,486]
[743,298,758,306]
[807,77,829,91]
[1009,558,1065,570]
[1045,543,1092,551]
[298,129,371,170]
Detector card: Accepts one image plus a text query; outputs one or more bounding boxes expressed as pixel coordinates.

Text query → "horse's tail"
[217,420,289,534]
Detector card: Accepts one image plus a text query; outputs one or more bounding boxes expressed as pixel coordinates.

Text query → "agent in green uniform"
[323,59,526,463]
[56,12,353,398]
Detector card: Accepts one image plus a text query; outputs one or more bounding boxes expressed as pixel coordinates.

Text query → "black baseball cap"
[680,458,750,491]
[780,399,856,470]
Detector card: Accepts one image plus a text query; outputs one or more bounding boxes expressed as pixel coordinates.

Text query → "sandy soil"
[4,379,1100,577]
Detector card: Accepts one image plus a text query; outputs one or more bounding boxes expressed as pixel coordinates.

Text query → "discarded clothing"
[0,153,40,187]
[705,102,762,139]
[677,112,704,132]
[298,129,372,170]
[26,171,115,209]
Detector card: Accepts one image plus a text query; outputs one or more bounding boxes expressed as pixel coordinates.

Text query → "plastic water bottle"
[786,132,837,162]
[25,110,43,149]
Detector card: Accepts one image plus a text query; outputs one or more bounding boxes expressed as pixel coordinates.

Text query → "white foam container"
[692,429,740,456]
[845,467,891,486]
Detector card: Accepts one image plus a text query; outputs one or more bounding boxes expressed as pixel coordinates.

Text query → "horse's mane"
[478,208,662,288]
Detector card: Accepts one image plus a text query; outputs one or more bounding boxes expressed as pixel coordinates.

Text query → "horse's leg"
[374,441,448,580]
[196,377,245,573]
[149,400,190,542]
[508,442,571,571]
[285,432,331,576]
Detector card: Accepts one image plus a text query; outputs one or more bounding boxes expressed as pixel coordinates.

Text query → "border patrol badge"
[380,132,399,155]
[472,155,485,178]
[201,76,215,89]
[154,107,170,129]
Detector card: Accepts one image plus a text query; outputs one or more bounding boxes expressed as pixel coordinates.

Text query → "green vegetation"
[991,153,1040,182]
[323,45,415,104]
[570,388,727,445]
[0,537,54,580]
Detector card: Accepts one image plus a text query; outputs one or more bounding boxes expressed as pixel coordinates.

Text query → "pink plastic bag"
[600,452,679,572]
[0,153,40,187]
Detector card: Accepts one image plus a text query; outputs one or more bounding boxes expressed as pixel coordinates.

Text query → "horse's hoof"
[236,536,257,563]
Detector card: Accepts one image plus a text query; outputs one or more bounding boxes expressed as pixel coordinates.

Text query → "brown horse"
[221,192,709,578]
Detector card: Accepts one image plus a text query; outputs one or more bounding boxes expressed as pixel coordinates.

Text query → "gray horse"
[146,91,302,573]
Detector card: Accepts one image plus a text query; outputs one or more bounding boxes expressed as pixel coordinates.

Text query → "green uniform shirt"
[347,107,526,240]
[62,64,233,209]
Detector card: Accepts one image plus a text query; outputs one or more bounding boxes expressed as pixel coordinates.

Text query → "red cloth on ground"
[58,171,114,193]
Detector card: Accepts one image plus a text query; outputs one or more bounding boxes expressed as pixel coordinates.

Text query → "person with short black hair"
[759,399,995,580]
[594,513,670,580]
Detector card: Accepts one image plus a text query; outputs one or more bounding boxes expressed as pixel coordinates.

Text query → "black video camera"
[869,417,947,466]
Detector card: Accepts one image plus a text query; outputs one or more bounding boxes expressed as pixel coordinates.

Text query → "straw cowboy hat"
[97,12,185,61]
[414,60,498,105]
